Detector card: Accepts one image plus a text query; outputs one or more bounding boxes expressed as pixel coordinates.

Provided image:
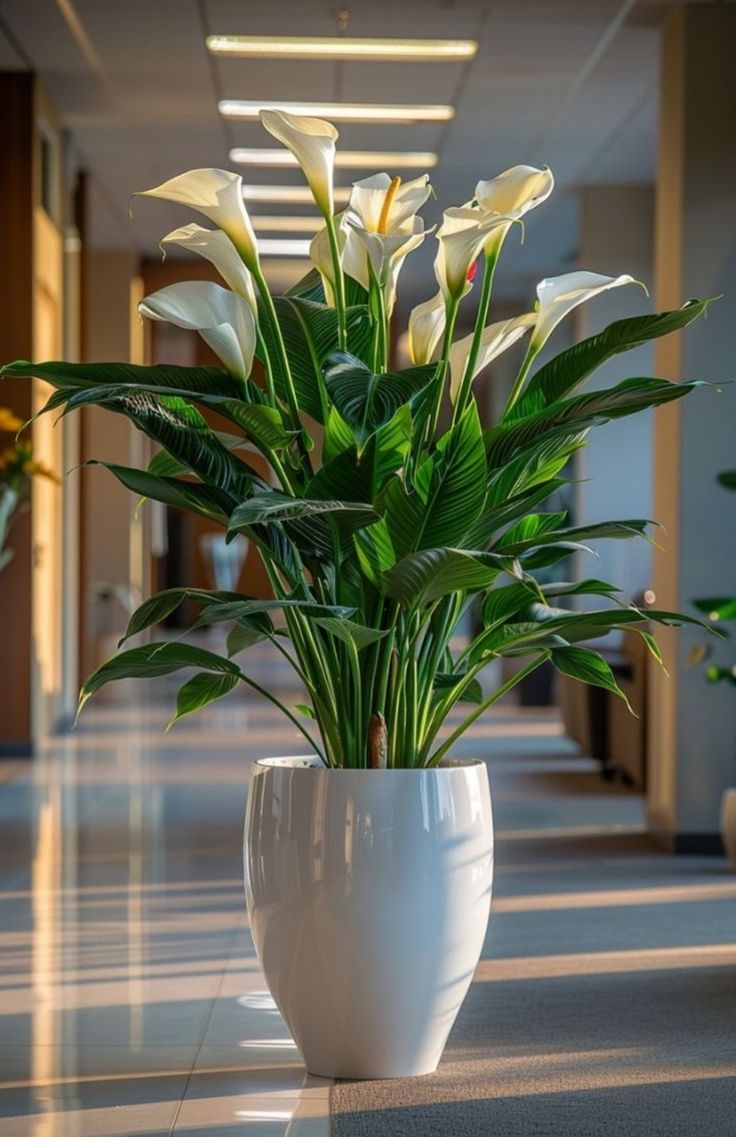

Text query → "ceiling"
[0,0,689,308]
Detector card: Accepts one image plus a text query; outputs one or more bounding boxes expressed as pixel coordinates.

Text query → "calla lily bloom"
[260,109,339,218]
[434,207,516,300]
[161,223,257,314]
[530,271,643,352]
[344,173,431,311]
[408,290,446,365]
[135,169,259,272]
[474,164,554,257]
[139,281,256,381]
[449,313,536,402]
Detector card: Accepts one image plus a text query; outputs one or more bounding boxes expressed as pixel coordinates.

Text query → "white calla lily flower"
[408,291,446,365]
[434,207,516,300]
[160,223,257,313]
[449,313,536,402]
[530,271,643,352]
[260,109,338,217]
[475,165,554,218]
[135,169,259,271]
[474,165,554,257]
[139,281,256,380]
[344,173,431,311]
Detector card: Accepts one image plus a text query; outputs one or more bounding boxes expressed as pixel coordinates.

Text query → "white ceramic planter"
[244,757,493,1080]
[721,788,736,868]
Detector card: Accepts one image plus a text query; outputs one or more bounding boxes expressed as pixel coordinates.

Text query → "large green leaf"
[1,359,244,399]
[323,352,434,445]
[515,299,712,414]
[488,377,700,469]
[257,298,372,423]
[383,548,520,608]
[354,518,396,586]
[122,586,245,642]
[229,492,378,533]
[497,518,652,555]
[92,463,235,524]
[550,646,631,710]
[383,403,487,557]
[168,672,240,728]
[78,642,241,715]
[102,393,260,496]
[312,616,388,651]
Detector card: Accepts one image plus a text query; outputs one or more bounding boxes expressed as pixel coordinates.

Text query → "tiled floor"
[0,642,731,1135]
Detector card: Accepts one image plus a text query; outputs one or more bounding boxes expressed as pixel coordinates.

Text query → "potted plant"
[691,469,736,867]
[0,406,56,573]
[2,110,712,1079]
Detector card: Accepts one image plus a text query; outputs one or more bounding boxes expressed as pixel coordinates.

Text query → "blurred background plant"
[0,408,57,574]
[690,469,736,686]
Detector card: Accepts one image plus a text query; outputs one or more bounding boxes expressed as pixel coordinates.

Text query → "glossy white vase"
[721,788,736,868]
[243,756,493,1080]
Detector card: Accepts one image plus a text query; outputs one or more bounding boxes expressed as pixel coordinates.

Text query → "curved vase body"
[244,757,493,1079]
[721,788,736,868]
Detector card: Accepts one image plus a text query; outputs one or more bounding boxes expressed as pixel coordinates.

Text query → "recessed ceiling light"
[243,185,352,204]
[251,215,324,233]
[257,239,311,257]
[207,35,477,62]
[230,148,438,170]
[220,100,454,124]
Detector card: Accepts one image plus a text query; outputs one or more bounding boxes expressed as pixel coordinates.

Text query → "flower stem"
[503,342,538,417]
[452,251,497,423]
[325,215,347,351]
[426,297,460,443]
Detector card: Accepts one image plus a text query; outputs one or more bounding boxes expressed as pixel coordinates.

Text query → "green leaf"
[354,518,396,587]
[550,646,632,712]
[312,616,388,651]
[229,492,378,533]
[488,377,701,470]
[93,463,235,524]
[323,352,434,444]
[383,548,519,608]
[693,597,736,622]
[705,665,736,686]
[717,470,736,491]
[323,406,356,462]
[122,587,233,642]
[1,359,243,399]
[78,642,241,716]
[168,672,240,728]
[498,518,653,555]
[257,298,372,423]
[433,672,484,704]
[516,299,713,413]
[383,403,487,557]
[226,624,269,656]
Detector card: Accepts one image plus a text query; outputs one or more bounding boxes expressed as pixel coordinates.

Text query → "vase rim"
[253,755,486,772]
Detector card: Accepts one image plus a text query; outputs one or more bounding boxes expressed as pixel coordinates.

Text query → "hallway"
[1,649,734,1136]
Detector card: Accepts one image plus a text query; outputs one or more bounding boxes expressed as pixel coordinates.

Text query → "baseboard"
[0,741,32,759]
[673,833,725,856]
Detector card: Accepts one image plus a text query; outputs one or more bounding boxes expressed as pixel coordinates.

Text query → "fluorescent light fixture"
[207,35,477,62]
[243,184,352,204]
[219,99,454,124]
[251,215,324,233]
[257,238,311,257]
[231,147,438,170]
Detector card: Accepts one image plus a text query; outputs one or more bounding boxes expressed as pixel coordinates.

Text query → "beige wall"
[79,249,144,678]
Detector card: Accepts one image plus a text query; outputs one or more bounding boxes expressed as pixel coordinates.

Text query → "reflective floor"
[0,642,733,1135]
